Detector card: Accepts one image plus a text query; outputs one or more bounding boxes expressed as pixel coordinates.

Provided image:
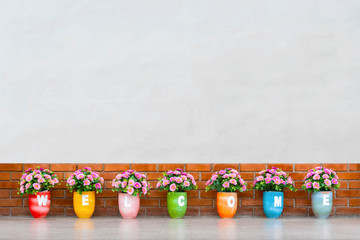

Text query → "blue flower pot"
[311,191,332,219]
[263,191,284,218]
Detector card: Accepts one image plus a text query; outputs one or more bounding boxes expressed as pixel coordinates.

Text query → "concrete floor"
[0,217,359,240]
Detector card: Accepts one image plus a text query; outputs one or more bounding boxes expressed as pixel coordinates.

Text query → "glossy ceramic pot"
[311,191,332,219]
[167,192,187,218]
[118,193,140,219]
[29,191,51,218]
[73,191,95,219]
[216,192,237,218]
[263,191,283,218]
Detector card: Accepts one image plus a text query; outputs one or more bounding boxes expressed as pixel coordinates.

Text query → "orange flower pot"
[217,192,237,218]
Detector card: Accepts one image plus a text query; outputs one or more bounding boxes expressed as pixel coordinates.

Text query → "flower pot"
[167,192,187,218]
[29,191,51,218]
[73,191,95,219]
[263,191,283,218]
[118,193,140,219]
[216,192,237,218]
[311,191,332,219]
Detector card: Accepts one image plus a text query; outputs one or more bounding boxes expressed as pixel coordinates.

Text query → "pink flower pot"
[29,191,51,218]
[118,193,140,219]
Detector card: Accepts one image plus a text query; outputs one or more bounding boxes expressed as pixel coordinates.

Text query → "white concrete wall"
[1,1,360,163]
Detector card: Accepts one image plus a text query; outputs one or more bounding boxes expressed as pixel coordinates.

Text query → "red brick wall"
[0,163,359,217]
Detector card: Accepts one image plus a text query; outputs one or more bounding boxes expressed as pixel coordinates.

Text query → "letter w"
[37,195,48,207]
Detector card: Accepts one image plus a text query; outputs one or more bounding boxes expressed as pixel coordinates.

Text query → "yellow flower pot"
[73,191,95,218]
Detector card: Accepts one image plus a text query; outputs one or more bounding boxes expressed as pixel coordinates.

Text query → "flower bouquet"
[18,167,60,218]
[205,168,246,218]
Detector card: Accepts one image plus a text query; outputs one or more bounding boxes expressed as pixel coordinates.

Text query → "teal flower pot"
[263,191,283,218]
[167,192,187,218]
[311,191,332,219]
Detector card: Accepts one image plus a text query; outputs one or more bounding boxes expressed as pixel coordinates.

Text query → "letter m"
[274,196,282,208]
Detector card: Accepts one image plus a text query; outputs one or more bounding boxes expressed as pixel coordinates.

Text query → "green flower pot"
[167,192,187,218]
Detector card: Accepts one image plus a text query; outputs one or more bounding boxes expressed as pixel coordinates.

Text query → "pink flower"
[69,179,76,186]
[156,181,161,188]
[38,178,45,183]
[25,183,31,189]
[242,185,246,191]
[274,178,281,185]
[20,186,25,193]
[187,174,194,180]
[266,174,272,178]
[259,170,265,175]
[269,169,276,174]
[142,181,148,187]
[34,174,41,179]
[219,170,226,175]
[121,181,127,188]
[116,174,122,180]
[123,173,129,178]
[315,166,322,170]
[286,177,293,184]
[76,173,85,180]
[230,179,237,185]
[170,183,176,192]
[99,177,104,184]
[175,177,183,183]
[84,179,90,186]
[163,180,170,186]
[222,182,230,188]
[256,176,264,182]
[184,181,190,187]
[88,175,94,181]
[173,171,181,175]
[192,180,196,186]
[239,178,245,185]
[324,169,331,175]
[324,179,331,187]
[313,182,320,189]
[53,178,59,184]
[33,183,41,190]
[167,170,173,175]
[44,175,51,180]
[95,183,102,189]
[170,177,176,182]
[142,187,147,195]
[323,174,329,179]
[134,182,142,189]
[315,170,323,175]
[20,180,25,185]
[222,174,229,179]
[305,181,312,188]
[49,179,55,185]
[128,180,135,186]
[181,175,187,181]
[127,187,134,194]
[313,174,320,180]
[26,175,33,182]
[67,177,73,184]
[265,178,272,184]
[332,178,338,185]
[92,172,99,179]
[135,173,142,180]
[273,176,280,182]
[211,175,218,181]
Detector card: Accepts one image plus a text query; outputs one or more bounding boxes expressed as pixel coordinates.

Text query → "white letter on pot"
[227,196,235,208]
[124,196,131,207]
[37,195,48,207]
[82,195,89,206]
[178,196,185,207]
[274,196,282,207]
[323,195,330,206]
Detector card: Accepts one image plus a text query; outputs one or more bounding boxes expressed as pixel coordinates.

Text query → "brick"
[78,164,103,171]
[200,207,217,216]
[185,164,211,172]
[97,190,118,198]
[11,172,23,180]
[349,164,360,171]
[140,199,159,207]
[48,208,64,216]
[159,199,167,207]
[93,207,119,216]
[283,207,308,216]
[100,172,117,181]
[337,190,360,197]
[337,172,360,180]
[11,208,31,216]
[146,207,169,216]
[158,164,185,172]
[0,173,10,180]
[0,190,10,198]
[50,199,73,207]
[65,208,76,216]
[323,164,348,171]
[294,164,319,172]
[349,199,360,206]
[240,164,266,172]
[285,198,294,207]
[197,181,206,190]
[236,207,253,216]
[254,207,265,217]
[53,182,67,189]
[146,191,167,198]
[104,164,130,172]
[200,190,217,198]
[147,172,163,181]
[349,181,360,189]
[213,164,238,171]
[284,190,308,198]
[105,199,117,207]
[184,207,200,216]
[201,172,214,181]
[187,190,199,198]
[0,182,19,189]
[0,208,10,216]
[333,198,348,206]
[336,207,360,215]
[132,164,157,172]
[51,164,76,172]
[296,199,311,206]
[241,199,262,207]
[24,164,50,171]
[51,190,65,198]
[0,199,22,207]
[267,164,293,172]
[239,191,254,198]
[240,172,254,180]
[188,172,200,181]
[0,164,22,171]
[290,172,306,181]
[188,199,213,206]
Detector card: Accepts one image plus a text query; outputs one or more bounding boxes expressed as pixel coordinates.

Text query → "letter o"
[227,196,235,208]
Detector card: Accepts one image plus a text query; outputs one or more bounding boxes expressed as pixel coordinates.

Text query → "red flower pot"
[29,191,51,218]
